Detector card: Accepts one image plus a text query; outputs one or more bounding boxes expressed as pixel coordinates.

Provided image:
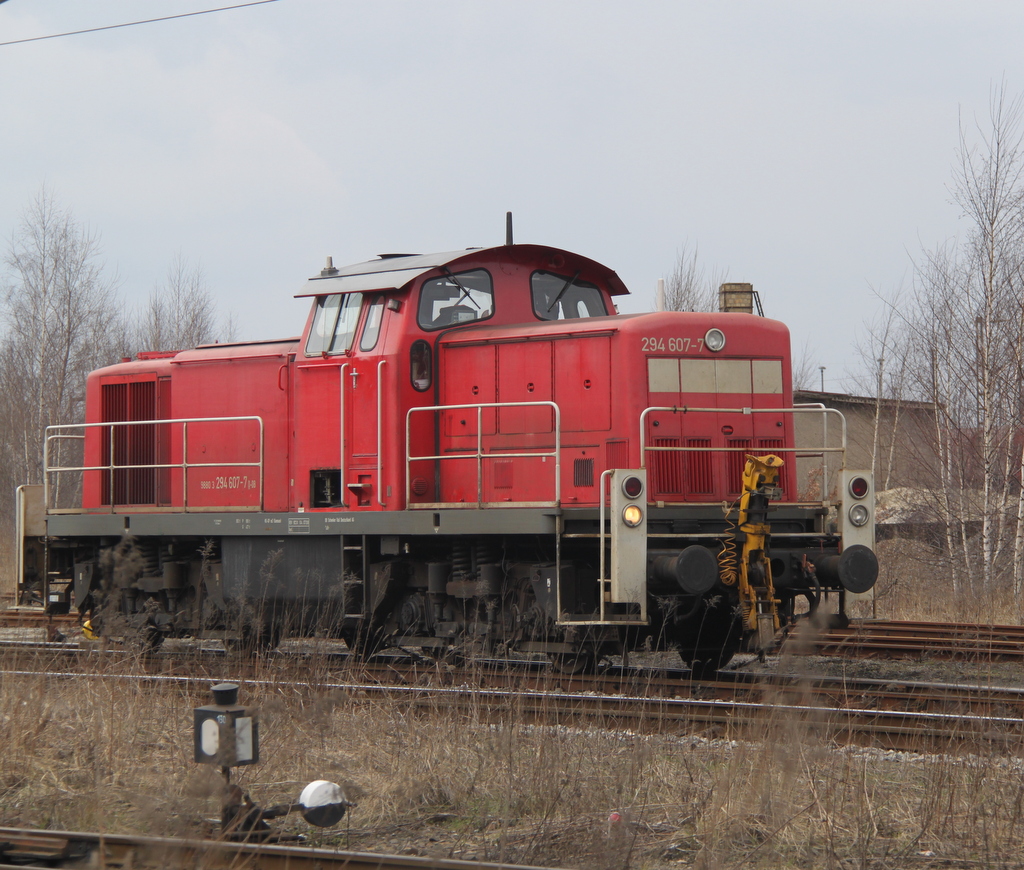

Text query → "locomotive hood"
[295,244,631,298]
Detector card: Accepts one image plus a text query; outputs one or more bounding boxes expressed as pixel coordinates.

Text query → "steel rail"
[0,826,560,870]
[2,665,1021,753]
[5,636,1024,719]
[790,619,1024,660]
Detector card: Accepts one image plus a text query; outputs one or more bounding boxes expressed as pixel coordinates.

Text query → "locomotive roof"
[295,244,630,297]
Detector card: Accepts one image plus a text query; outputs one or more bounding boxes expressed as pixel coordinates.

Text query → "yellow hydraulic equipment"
[718,454,783,649]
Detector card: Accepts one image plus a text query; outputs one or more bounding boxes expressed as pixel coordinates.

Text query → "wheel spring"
[139,543,160,576]
[451,543,471,580]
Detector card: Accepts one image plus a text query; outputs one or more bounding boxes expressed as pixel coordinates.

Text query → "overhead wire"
[0,0,281,48]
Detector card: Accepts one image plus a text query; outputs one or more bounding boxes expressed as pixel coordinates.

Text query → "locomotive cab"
[289,245,628,515]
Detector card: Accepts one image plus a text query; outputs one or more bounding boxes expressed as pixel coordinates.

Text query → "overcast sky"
[2,1,1022,391]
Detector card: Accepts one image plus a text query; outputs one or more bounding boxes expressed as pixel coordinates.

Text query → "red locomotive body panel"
[430,311,793,507]
[81,340,296,512]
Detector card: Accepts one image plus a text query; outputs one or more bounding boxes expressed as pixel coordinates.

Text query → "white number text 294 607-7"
[641,337,705,353]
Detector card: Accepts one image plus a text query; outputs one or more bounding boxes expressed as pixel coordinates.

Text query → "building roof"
[794,390,938,412]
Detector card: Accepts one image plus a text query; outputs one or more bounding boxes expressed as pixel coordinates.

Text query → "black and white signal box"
[193,682,259,767]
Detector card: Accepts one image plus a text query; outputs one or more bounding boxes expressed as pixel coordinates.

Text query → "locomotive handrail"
[43,416,265,514]
[639,405,848,503]
[405,401,561,508]
[378,359,387,507]
[339,362,349,508]
[596,469,613,623]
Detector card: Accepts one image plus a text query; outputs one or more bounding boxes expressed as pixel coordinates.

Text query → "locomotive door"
[290,361,344,510]
[343,295,391,508]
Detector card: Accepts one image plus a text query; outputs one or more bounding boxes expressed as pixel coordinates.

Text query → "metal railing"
[639,405,848,503]
[406,401,561,508]
[43,416,265,513]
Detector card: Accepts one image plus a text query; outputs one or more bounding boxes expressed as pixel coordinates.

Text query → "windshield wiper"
[547,270,581,313]
[443,267,480,309]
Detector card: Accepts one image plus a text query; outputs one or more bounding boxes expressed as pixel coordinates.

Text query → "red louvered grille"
[727,439,751,494]
[606,440,629,469]
[100,380,158,506]
[573,458,595,488]
[686,438,714,494]
[651,437,684,495]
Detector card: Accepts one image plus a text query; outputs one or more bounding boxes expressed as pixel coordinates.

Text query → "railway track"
[0,826,559,870]
[4,658,1022,753]
[7,608,1024,663]
[790,619,1024,660]
[4,611,1024,751]
[5,638,1024,720]
[0,607,77,641]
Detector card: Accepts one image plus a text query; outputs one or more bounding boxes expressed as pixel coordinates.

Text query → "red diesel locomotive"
[20,241,877,672]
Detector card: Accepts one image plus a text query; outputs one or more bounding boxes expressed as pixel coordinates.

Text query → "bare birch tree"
[854,286,912,490]
[662,243,725,312]
[948,89,1024,594]
[138,252,220,351]
[890,86,1024,599]
[791,340,820,392]
[0,189,125,517]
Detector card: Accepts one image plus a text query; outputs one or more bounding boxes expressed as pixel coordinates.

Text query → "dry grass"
[3,648,1024,869]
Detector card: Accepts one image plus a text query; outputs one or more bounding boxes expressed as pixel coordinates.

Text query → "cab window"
[306,293,363,355]
[531,271,607,320]
[418,269,493,330]
[359,295,386,351]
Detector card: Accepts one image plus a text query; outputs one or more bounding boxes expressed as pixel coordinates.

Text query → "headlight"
[848,504,870,527]
[704,328,726,352]
[622,505,644,527]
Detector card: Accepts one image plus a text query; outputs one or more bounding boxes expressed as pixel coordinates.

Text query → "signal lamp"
[848,504,870,527]
[621,475,644,499]
[622,504,644,527]
[193,683,258,767]
[848,476,869,499]
[704,328,726,352]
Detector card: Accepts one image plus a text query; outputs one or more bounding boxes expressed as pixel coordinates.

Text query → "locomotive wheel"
[424,644,464,667]
[674,596,743,678]
[685,645,738,680]
[549,648,595,675]
[226,624,280,656]
[122,622,164,654]
[340,623,387,659]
